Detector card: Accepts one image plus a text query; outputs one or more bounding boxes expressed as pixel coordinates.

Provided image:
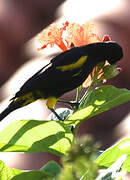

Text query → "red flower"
[38,21,113,88]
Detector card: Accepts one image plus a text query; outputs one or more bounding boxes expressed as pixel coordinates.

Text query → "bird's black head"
[83,41,123,65]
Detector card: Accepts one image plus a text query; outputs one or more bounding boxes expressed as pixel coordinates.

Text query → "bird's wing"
[13,47,88,99]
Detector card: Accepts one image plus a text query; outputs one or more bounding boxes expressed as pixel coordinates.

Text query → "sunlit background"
[0,0,129,175]
[61,0,122,22]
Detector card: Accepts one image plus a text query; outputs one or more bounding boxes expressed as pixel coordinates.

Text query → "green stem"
[79,63,104,107]
[76,85,82,103]
[79,85,92,108]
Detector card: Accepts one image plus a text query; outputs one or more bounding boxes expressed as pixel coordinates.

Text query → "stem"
[79,84,92,106]
[76,85,82,103]
[80,63,104,106]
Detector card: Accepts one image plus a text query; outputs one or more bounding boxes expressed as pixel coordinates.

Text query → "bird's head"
[84,41,123,65]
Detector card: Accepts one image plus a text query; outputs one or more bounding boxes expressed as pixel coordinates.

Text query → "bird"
[0,41,123,121]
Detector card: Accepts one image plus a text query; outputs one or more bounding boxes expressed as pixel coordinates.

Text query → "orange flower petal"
[65,22,101,47]
[38,22,68,51]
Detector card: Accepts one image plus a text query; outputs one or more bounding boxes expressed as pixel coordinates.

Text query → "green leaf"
[9,168,23,177]
[96,138,130,172]
[0,160,23,180]
[103,64,120,80]
[40,161,61,177]
[96,155,127,180]
[0,120,74,156]
[11,161,61,180]
[11,170,51,180]
[67,85,130,125]
[0,160,13,180]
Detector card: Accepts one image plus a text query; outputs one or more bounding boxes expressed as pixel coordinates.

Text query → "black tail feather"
[0,101,21,121]
[0,107,13,121]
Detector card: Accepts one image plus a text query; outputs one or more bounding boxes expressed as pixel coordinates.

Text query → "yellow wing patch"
[57,56,88,72]
[15,92,35,106]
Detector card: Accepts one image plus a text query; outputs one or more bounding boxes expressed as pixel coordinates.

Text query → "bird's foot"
[58,100,80,109]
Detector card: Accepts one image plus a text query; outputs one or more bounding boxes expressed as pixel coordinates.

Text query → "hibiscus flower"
[38,21,119,88]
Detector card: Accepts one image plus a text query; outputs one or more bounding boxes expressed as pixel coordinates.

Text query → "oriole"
[0,41,123,121]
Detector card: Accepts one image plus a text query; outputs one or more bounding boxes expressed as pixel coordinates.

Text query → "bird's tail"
[0,100,22,121]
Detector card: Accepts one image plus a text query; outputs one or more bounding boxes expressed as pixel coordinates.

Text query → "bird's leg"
[58,100,80,109]
[46,97,63,121]
[49,108,63,121]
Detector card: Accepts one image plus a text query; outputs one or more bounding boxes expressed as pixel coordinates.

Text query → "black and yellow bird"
[0,41,123,121]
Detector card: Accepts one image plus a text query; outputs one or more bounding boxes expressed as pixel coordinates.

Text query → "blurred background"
[0,0,129,173]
